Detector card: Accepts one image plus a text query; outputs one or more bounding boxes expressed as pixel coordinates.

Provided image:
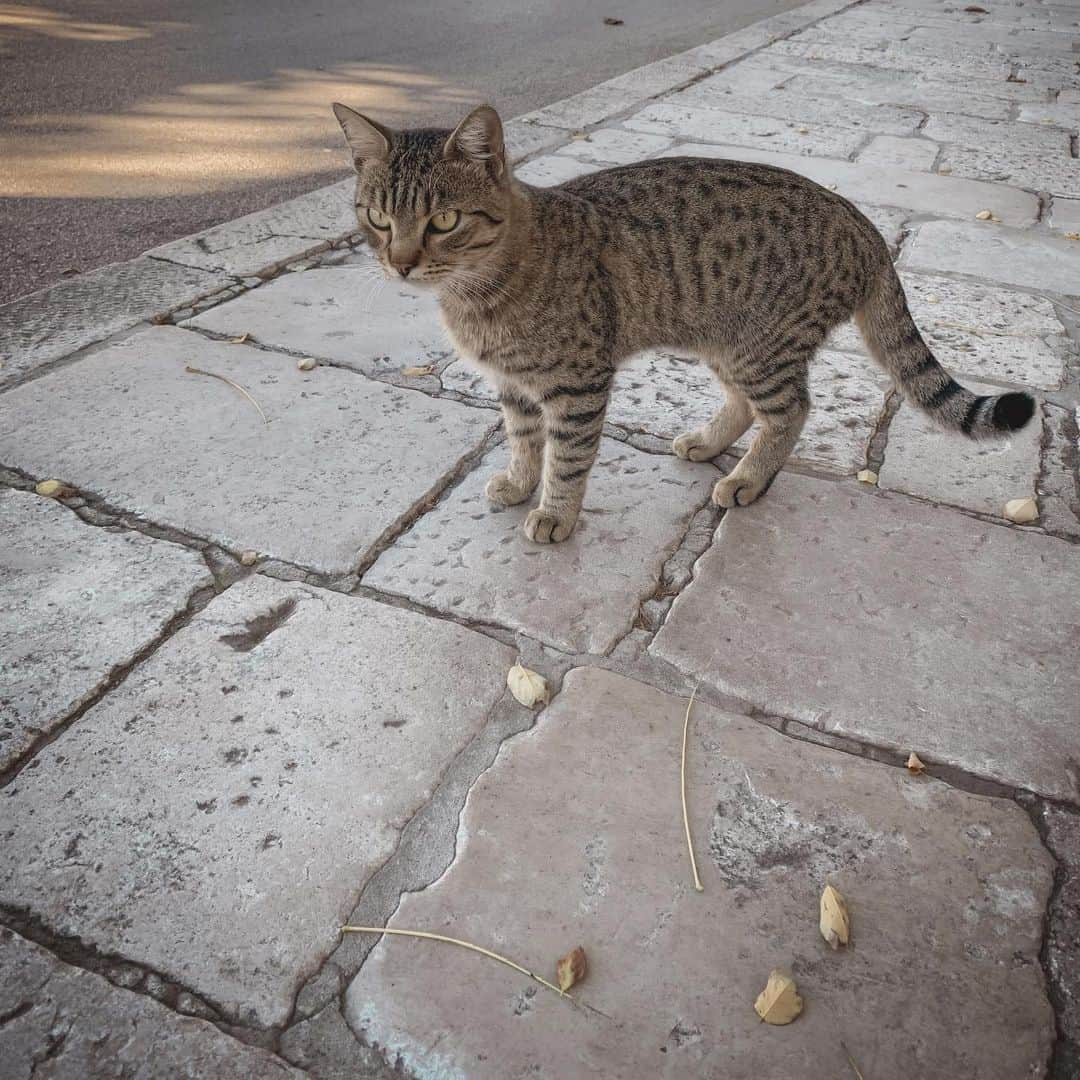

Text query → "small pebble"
[1003,497,1038,524]
[297,357,318,371]
[975,209,993,220]
[240,550,259,566]
[35,479,67,498]
[856,469,878,485]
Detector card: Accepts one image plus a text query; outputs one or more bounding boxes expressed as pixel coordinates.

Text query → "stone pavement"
[1,0,1079,1076]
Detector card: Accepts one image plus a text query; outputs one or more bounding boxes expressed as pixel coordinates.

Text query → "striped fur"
[335,103,1035,543]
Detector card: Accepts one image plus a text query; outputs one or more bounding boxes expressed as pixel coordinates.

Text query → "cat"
[333,102,1034,544]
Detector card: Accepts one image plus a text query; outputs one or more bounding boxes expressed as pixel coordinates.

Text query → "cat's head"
[332,103,512,289]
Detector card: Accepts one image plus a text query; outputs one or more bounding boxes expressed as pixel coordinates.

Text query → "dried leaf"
[1065,233,1080,241]
[507,663,549,708]
[400,364,435,378]
[239,550,259,567]
[820,884,851,950]
[797,126,810,134]
[938,165,952,175]
[556,946,587,991]
[856,469,878,485]
[297,357,318,372]
[754,970,803,1025]
[35,479,68,498]
[906,751,926,774]
[975,209,993,221]
[1004,497,1038,524]
[228,333,251,344]
[964,4,988,11]
[603,16,624,25]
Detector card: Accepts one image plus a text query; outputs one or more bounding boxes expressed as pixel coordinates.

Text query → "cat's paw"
[674,429,724,462]
[524,507,576,544]
[712,475,768,508]
[485,471,536,507]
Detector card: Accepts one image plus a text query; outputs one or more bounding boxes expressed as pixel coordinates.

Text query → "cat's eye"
[428,209,460,233]
[367,207,391,230]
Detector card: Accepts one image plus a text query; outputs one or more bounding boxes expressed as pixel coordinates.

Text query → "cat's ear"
[332,103,392,168]
[443,105,505,177]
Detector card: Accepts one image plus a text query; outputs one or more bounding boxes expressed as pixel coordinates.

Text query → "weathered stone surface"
[188,263,453,376]
[829,272,1068,390]
[855,204,909,254]
[280,1003,397,1079]
[0,576,515,1027]
[938,143,1080,198]
[514,85,643,133]
[503,118,575,163]
[878,379,1043,515]
[514,154,601,187]
[1038,803,1080,1080]
[1051,197,1080,233]
[924,112,1070,157]
[905,219,1080,296]
[364,440,716,654]
[0,929,303,1080]
[555,127,674,165]
[442,349,885,474]
[655,143,1039,225]
[345,666,1055,1080]
[652,471,1080,800]
[0,327,495,574]
[147,181,357,277]
[0,257,230,391]
[0,490,212,775]
[624,102,864,157]
[1017,101,1080,128]
[597,54,710,98]
[1039,403,1080,541]
[857,135,939,171]
[666,83,923,135]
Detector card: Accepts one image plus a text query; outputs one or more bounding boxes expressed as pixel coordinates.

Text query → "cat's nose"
[392,260,417,279]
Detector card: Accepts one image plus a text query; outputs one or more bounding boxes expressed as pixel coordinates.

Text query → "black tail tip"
[992,392,1035,432]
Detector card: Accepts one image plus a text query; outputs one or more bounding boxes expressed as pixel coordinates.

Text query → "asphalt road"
[0,0,803,306]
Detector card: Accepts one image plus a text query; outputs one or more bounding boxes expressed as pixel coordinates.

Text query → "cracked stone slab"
[0,490,212,775]
[938,143,1080,199]
[1017,101,1080,129]
[363,439,716,654]
[654,142,1039,225]
[829,272,1069,390]
[0,929,303,1080]
[0,326,495,575]
[147,181,357,277]
[923,112,1070,158]
[0,576,516,1028]
[443,349,886,474]
[623,103,864,158]
[345,666,1054,1080]
[905,220,1080,297]
[664,83,923,136]
[1039,403,1080,541]
[652,471,1080,800]
[0,256,231,391]
[187,263,453,376]
[555,128,675,166]
[1050,197,1080,234]
[878,379,1043,516]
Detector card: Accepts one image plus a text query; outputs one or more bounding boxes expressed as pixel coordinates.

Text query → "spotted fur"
[334,102,1035,543]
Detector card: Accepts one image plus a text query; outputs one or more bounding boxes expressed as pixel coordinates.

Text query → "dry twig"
[185,365,268,424]
[681,685,705,892]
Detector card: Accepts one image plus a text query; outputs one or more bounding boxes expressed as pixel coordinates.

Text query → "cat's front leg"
[524,382,610,544]
[485,389,544,507]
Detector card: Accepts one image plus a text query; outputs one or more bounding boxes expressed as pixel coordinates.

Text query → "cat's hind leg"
[673,383,754,462]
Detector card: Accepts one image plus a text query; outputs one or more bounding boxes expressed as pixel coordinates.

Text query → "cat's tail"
[855,265,1034,438]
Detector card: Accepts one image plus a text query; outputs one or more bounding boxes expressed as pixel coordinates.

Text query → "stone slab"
[857,135,939,172]
[623,103,864,158]
[147,181,357,277]
[665,84,923,136]
[514,85,644,134]
[938,143,1080,199]
[0,928,303,1080]
[1017,102,1080,129]
[1040,803,1080,1079]
[363,439,716,654]
[878,378,1043,515]
[651,471,1080,800]
[187,263,453,376]
[0,326,496,575]
[345,666,1055,1080]
[0,491,212,775]
[923,112,1070,157]
[555,128,675,166]
[828,272,1068,390]
[905,219,1080,297]
[654,143,1039,225]
[0,576,516,1027]
[514,155,602,187]
[1050,197,1080,234]
[0,256,231,391]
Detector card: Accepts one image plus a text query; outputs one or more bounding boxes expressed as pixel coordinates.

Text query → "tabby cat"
[333,102,1034,544]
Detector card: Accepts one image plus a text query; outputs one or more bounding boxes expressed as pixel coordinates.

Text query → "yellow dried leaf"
[35,479,68,498]
[506,663,549,708]
[754,970,803,1025]
[1003,497,1038,524]
[556,946,587,991]
[1065,232,1080,241]
[297,357,318,372]
[228,333,251,344]
[820,884,851,950]
[856,469,878,485]
[975,209,993,221]
[400,364,435,378]
[906,751,926,774]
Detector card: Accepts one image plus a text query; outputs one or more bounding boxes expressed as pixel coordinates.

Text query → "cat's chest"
[440,306,522,370]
